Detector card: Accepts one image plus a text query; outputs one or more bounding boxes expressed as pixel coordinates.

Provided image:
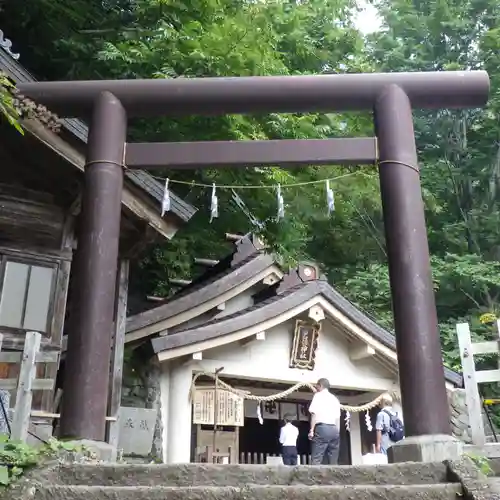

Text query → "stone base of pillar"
[388,434,463,463]
[63,439,116,463]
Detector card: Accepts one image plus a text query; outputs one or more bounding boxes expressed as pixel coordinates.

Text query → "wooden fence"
[0,331,57,442]
[456,322,500,453]
[239,452,311,465]
[195,446,311,465]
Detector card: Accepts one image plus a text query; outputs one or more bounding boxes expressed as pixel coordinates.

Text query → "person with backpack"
[375,393,404,455]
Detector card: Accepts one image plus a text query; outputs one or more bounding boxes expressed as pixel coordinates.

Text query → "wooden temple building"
[125,234,463,465]
[0,42,196,440]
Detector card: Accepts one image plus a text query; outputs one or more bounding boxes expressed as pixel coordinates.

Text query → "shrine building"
[126,234,462,465]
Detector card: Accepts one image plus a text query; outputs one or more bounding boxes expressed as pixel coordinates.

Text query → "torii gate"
[19,71,489,458]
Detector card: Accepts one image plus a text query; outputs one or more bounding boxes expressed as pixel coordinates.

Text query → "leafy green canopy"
[2,0,383,289]
[3,0,500,376]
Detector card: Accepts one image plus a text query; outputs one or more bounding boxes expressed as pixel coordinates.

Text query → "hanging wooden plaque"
[192,388,244,427]
[289,319,320,370]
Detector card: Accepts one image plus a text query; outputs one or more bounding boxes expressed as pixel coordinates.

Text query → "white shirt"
[309,389,341,425]
[279,422,299,446]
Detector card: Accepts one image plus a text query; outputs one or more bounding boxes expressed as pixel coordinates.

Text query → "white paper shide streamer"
[162,176,344,221]
[256,403,264,425]
[365,410,373,431]
[161,178,171,217]
[210,183,219,222]
[344,411,351,432]
[276,184,285,219]
[326,180,335,215]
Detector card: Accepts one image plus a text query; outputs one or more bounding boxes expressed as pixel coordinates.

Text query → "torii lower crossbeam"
[125,138,378,169]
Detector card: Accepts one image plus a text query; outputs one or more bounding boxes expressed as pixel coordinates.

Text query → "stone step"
[33,484,462,500]
[33,462,449,487]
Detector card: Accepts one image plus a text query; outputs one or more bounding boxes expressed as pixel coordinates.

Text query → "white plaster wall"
[196,320,398,392]
[166,361,193,463]
[167,289,256,333]
[393,401,403,422]
[350,412,363,465]
[159,361,170,463]
[215,289,254,318]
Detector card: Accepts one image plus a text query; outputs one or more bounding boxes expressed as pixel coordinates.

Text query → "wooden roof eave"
[0,47,197,234]
[22,119,182,240]
[151,280,462,387]
[125,253,283,343]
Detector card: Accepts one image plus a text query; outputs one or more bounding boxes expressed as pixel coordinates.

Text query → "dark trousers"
[282,445,297,465]
[311,424,340,465]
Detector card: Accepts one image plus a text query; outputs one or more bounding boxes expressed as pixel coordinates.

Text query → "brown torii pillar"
[374,85,450,436]
[19,71,489,458]
[60,92,127,441]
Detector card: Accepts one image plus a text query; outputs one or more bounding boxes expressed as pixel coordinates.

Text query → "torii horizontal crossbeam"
[125,138,378,169]
[18,71,489,117]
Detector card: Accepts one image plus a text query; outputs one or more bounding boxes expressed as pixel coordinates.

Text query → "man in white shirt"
[279,413,299,465]
[308,378,341,465]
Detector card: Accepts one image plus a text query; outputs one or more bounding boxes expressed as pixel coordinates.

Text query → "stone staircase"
[26,462,465,500]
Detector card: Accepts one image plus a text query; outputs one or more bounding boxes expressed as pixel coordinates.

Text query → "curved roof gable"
[151,278,462,387]
[125,235,283,342]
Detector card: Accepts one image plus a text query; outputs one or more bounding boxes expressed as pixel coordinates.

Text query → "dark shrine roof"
[0,47,196,223]
[151,278,462,387]
[126,234,276,333]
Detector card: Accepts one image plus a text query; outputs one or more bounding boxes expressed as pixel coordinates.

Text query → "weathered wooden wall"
[0,118,164,439]
[0,135,74,416]
[0,182,66,242]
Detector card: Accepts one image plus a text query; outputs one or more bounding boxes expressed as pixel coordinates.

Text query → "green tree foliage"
[12,0,381,296]
[356,0,500,374]
[2,0,380,293]
[0,73,23,134]
[3,0,500,373]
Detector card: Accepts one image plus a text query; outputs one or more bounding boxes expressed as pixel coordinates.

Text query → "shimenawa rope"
[190,371,393,413]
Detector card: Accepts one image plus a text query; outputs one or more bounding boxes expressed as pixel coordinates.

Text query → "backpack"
[382,409,404,442]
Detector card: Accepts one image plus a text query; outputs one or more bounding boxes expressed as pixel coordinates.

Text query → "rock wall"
[449,388,497,444]
[449,388,472,443]
[121,355,163,461]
